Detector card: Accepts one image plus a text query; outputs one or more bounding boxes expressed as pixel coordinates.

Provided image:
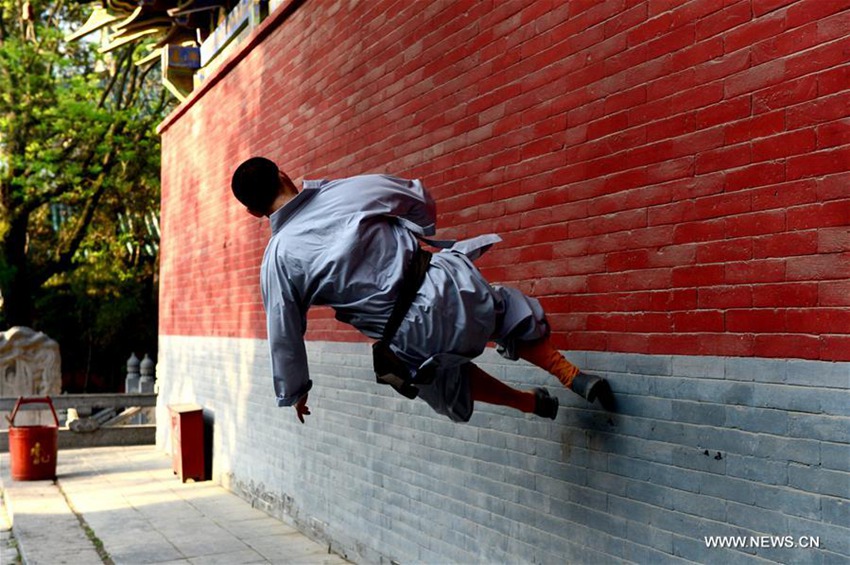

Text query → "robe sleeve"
[264,270,312,407]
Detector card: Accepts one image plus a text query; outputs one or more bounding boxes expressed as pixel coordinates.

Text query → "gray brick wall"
[157,337,850,564]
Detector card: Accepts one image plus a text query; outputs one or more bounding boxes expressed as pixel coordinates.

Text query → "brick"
[726,209,786,238]
[672,264,725,287]
[724,162,786,192]
[695,97,751,130]
[727,501,790,533]
[629,83,724,126]
[752,179,819,211]
[786,358,850,390]
[727,454,789,486]
[821,442,850,472]
[786,307,850,334]
[757,485,823,521]
[753,435,820,465]
[726,259,786,283]
[672,219,727,244]
[627,10,677,46]
[695,191,752,220]
[648,199,694,226]
[569,208,647,238]
[586,111,629,141]
[751,0,795,16]
[605,249,649,272]
[626,479,675,510]
[753,382,824,414]
[786,252,850,281]
[698,286,752,308]
[791,411,850,443]
[823,498,850,528]
[695,0,751,41]
[592,182,670,214]
[587,312,673,333]
[818,63,850,96]
[786,0,850,28]
[647,69,696,102]
[724,110,785,145]
[789,146,850,181]
[684,379,756,407]
[647,112,697,141]
[694,144,751,174]
[671,310,724,332]
[724,59,786,99]
[644,22,695,61]
[648,333,753,357]
[818,172,850,200]
[726,308,787,333]
[817,119,850,149]
[696,239,753,264]
[669,27,719,65]
[724,10,785,54]
[726,405,788,434]
[753,129,817,161]
[785,517,850,557]
[669,355,723,378]
[819,280,850,306]
[649,245,697,268]
[752,283,818,307]
[789,202,850,231]
[821,335,850,361]
[755,20,823,68]
[702,50,754,87]
[725,357,787,383]
[672,445,726,475]
[790,463,850,498]
[699,474,756,505]
[752,231,818,259]
[754,334,822,359]
[622,353,673,377]
[624,521,673,554]
[753,74,818,114]
[671,490,727,523]
[787,91,850,130]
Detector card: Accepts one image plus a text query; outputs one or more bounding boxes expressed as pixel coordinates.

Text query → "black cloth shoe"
[533,387,559,420]
[571,372,615,411]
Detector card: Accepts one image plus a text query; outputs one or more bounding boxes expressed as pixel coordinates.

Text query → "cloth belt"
[373,246,433,399]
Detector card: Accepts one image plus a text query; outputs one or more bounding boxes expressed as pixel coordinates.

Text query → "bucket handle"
[6,396,59,428]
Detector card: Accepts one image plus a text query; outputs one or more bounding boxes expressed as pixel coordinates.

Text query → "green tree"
[0,0,171,388]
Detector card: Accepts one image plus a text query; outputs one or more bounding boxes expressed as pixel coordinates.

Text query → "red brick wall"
[159,0,850,361]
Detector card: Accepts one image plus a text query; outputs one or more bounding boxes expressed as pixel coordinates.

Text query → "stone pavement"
[0,445,349,564]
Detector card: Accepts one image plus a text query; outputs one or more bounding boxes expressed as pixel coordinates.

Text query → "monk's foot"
[571,372,615,411]
[533,387,559,420]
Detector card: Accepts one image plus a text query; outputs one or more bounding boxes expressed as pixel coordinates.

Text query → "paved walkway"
[0,446,349,564]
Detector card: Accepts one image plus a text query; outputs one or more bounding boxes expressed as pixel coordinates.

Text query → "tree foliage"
[0,0,173,389]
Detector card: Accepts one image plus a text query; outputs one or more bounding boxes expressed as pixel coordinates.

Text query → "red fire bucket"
[6,397,59,481]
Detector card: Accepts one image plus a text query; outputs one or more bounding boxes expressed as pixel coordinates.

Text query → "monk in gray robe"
[232,157,613,424]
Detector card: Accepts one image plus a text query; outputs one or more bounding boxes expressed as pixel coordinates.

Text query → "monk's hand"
[295,393,311,424]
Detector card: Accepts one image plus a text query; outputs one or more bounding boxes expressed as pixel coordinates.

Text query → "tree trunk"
[1,213,34,327]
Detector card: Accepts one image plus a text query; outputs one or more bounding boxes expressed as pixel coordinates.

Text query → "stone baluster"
[139,354,155,393]
[126,353,140,393]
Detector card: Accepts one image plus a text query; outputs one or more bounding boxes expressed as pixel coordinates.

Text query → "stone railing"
[0,393,157,451]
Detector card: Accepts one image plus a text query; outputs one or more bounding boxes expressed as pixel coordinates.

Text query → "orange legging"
[515,336,580,388]
[467,336,580,412]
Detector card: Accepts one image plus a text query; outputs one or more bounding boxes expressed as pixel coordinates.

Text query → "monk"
[231,157,613,424]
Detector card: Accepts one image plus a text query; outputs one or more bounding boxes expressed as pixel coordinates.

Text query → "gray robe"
[261,175,546,419]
